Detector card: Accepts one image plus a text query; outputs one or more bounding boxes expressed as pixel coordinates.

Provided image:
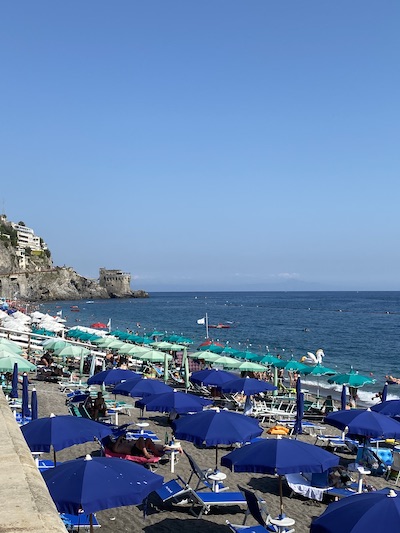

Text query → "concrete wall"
[0,390,66,533]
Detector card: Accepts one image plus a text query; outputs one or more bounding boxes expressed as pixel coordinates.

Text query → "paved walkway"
[0,389,65,533]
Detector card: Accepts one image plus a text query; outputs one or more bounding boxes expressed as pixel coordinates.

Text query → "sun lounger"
[314,435,358,453]
[227,484,295,533]
[60,512,100,531]
[155,477,192,505]
[285,471,361,503]
[104,446,161,468]
[37,459,62,471]
[184,450,229,492]
[154,476,247,518]
[189,489,247,518]
[126,430,160,442]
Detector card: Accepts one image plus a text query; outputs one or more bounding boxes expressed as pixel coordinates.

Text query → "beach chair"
[226,484,295,533]
[60,512,100,531]
[184,450,229,492]
[37,459,63,472]
[285,469,361,503]
[188,487,247,518]
[97,436,161,471]
[154,475,193,506]
[356,445,391,476]
[386,449,400,485]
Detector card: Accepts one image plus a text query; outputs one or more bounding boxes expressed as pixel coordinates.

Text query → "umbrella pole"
[90,513,93,533]
[279,475,284,517]
[53,447,56,467]
[215,445,218,472]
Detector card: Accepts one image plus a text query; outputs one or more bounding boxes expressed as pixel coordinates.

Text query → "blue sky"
[1,1,399,291]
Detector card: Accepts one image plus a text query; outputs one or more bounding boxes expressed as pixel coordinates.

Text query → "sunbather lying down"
[110,435,183,459]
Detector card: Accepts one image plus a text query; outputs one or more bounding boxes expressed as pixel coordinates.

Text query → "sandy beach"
[26,378,393,533]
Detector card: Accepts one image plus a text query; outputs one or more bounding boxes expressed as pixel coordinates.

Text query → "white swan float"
[301,349,325,365]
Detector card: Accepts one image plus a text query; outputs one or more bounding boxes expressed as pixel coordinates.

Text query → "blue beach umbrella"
[87,368,142,386]
[190,368,237,388]
[221,437,339,516]
[341,385,347,411]
[21,373,30,420]
[113,378,172,398]
[325,408,400,440]
[382,382,388,403]
[220,376,277,396]
[42,455,163,529]
[310,488,400,533]
[371,400,400,417]
[21,414,115,463]
[31,388,38,420]
[172,408,263,470]
[10,362,18,399]
[136,390,212,415]
[293,377,304,436]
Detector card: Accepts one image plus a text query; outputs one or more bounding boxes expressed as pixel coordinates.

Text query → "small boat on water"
[208,323,231,329]
[86,301,94,304]
[70,305,80,312]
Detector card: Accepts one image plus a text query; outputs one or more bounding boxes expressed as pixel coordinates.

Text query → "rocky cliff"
[0,237,148,302]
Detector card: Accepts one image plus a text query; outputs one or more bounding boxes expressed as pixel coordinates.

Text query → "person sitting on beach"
[83,393,94,416]
[93,391,107,420]
[321,395,334,414]
[110,434,182,459]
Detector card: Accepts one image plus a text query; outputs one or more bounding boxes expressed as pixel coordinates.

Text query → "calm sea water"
[41,291,400,405]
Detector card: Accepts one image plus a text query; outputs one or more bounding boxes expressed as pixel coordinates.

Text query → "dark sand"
[29,379,393,533]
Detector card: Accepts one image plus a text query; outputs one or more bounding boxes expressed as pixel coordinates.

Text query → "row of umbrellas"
[19,358,400,533]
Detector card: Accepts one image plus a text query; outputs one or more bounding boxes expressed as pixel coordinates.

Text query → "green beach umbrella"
[235,361,269,372]
[258,354,282,365]
[0,339,23,354]
[0,347,23,359]
[168,343,186,352]
[53,345,91,358]
[187,351,220,361]
[327,367,375,388]
[272,358,310,374]
[117,344,150,356]
[0,355,37,372]
[42,339,72,352]
[136,350,173,363]
[150,341,174,350]
[303,363,337,377]
[212,355,243,368]
[303,363,337,399]
[91,336,118,347]
[234,350,262,361]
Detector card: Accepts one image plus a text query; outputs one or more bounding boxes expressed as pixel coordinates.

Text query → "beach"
[29,378,393,533]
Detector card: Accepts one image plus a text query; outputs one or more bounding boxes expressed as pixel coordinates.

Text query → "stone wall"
[0,390,66,532]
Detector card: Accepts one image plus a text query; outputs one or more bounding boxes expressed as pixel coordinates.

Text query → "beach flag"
[197,317,205,325]
[56,310,63,317]
[107,318,111,332]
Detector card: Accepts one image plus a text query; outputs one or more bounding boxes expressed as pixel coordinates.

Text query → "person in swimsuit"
[111,434,182,458]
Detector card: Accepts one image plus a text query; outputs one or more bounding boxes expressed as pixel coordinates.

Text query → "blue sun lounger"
[60,513,100,531]
[155,476,247,518]
[188,489,247,518]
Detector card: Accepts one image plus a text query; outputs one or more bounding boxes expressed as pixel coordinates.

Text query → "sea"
[40,291,400,406]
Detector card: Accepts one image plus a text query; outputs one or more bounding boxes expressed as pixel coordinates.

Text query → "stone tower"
[99,268,134,298]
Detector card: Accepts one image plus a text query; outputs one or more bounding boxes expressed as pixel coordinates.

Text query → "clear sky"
[1,1,399,292]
